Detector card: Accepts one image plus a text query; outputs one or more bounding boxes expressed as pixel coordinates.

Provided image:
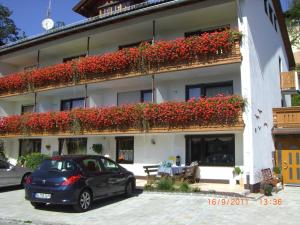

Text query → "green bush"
[157,177,174,191]
[18,153,50,170]
[264,184,273,196]
[179,182,190,192]
[233,166,241,176]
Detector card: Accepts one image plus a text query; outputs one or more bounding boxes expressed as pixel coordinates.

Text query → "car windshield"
[38,159,76,172]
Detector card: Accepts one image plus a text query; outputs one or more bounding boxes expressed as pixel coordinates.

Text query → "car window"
[0,160,9,169]
[38,160,76,172]
[82,159,102,173]
[101,158,120,173]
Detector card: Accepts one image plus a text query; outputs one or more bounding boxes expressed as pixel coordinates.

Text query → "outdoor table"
[158,165,186,176]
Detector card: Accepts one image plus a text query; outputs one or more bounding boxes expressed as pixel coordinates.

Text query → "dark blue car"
[25,155,136,212]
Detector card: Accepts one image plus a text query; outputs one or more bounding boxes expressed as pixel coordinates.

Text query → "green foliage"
[292,94,300,106]
[233,166,241,176]
[264,184,273,196]
[285,0,300,47]
[144,183,155,191]
[18,153,50,170]
[192,187,201,192]
[92,144,103,154]
[0,4,26,46]
[273,166,281,175]
[156,177,174,191]
[179,182,190,192]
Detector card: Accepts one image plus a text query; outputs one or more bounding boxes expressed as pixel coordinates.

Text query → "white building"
[0,0,295,192]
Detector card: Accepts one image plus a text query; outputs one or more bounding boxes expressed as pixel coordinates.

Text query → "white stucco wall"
[239,0,290,184]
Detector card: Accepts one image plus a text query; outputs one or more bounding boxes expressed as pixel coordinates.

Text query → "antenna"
[47,0,52,18]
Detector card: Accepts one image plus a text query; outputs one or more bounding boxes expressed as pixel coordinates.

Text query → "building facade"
[0,0,295,191]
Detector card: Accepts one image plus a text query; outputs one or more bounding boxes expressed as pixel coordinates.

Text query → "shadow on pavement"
[32,189,143,213]
[0,185,23,193]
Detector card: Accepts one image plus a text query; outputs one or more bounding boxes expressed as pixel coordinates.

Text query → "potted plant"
[264,184,273,196]
[233,166,241,184]
[273,166,281,178]
[45,144,51,151]
[91,144,103,155]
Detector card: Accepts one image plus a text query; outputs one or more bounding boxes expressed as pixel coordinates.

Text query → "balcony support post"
[86,36,90,56]
[152,75,155,103]
[152,20,156,45]
[84,84,88,108]
[37,50,40,68]
[34,92,37,112]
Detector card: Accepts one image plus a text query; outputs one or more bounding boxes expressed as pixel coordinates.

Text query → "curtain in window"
[206,86,233,98]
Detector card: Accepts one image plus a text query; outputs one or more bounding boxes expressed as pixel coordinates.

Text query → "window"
[82,158,103,173]
[59,138,87,155]
[63,54,86,63]
[186,135,235,166]
[61,98,85,111]
[19,139,41,156]
[141,90,153,103]
[186,81,233,100]
[117,91,140,106]
[116,137,134,164]
[101,158,120,173]
[119,40,152,50]
[0,160,10,169]
[38,159,76,172]
[264,0,268,14]
[21,105,34,114]
[268,4,274,24]
[185,25,230,38]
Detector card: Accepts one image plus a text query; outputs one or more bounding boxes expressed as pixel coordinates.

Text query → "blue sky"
[0,0,291,37]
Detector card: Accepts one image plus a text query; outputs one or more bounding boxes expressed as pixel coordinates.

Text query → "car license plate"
[35,193,51,199]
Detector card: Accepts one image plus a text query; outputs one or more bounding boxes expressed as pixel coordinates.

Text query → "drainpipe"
[84,36,90,108]
[37,49,40,68]
[152,20,156,103]
[34,92,37,112]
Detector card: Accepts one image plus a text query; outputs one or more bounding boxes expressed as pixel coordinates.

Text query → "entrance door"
[282,150,300,184]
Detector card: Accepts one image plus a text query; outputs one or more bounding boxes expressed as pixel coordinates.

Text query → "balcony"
[0,30,242,99]
[273,107,300,129]
[0,96,244,138]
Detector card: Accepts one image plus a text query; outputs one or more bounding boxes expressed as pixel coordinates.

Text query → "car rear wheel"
[73,190,92,212]
[31,202,46,209]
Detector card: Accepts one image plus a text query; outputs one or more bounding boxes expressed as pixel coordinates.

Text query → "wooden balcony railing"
[280,71,299,92]
[273,107,300,128]
[0,96,245,138]
[0,30,242,98]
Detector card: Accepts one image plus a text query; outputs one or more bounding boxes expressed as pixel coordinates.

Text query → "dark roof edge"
[0,0,195,56]
[272,0,296,70]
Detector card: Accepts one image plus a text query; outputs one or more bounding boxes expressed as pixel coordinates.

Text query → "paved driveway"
[0,186,299,225]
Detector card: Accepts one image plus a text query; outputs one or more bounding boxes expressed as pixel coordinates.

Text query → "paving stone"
[0,187,299,225]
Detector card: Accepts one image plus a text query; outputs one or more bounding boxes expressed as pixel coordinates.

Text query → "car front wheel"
[73,190,92,212]
[125,181,134,196]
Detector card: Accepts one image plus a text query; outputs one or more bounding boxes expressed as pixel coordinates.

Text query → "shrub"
[18,153,50,170]
[179,182,190,192]
[264,184,273,196]
[157,177,174,191]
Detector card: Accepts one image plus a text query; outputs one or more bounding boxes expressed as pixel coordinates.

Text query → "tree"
[0,4,26,46]
[285,0,300,48]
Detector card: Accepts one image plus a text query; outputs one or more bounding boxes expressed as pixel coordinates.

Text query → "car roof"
[51,155,105,161]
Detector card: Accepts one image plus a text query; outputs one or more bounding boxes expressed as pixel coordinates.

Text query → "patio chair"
[261,168,282,193]
[143,165,160,184]
[181,162,199,183]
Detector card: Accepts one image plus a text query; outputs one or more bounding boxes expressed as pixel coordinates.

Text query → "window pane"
[186,135,234,166]
[118,91,140,105]
[188,87,201,100]
[206,85,233,98]
[101,158,120,172]
[82,159,102,173]
[142,91,152,103]
[72,99,85,109]
[22,105,34,114]
[19,139,41,156]
[59,138,87,155]
[61,101,71,111]
[116,137,134,164]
